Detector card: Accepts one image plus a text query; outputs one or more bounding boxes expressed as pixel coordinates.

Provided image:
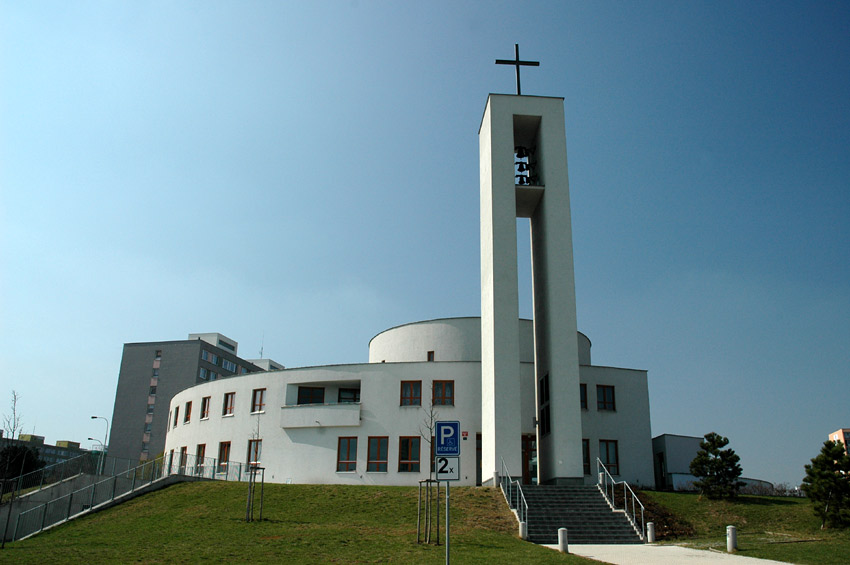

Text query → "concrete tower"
[480,94,583,484]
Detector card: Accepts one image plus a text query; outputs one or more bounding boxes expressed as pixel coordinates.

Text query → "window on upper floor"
[432,380,454,406]
[173,407,179,428]
[338,388,360,404]
[400,381,421,406]
[201,396,210,419]
[154,350,162,360]
[297,386,325,405]
[337,437,357,472]
[251,388,266,412]
[427,350,435,362]
[223,392,235,416]
[580,383,587,410]
[149,386,157,396]
[597,385,616,411]
[184,401,192,423]
[367,436,388,472]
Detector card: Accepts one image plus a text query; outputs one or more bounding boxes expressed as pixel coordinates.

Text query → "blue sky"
[1,1,847,486]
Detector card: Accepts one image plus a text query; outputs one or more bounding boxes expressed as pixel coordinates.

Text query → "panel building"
[109,333,281,462]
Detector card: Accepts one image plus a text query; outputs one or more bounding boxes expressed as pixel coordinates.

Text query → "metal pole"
[258,468,265,521]
[445,481,450,565]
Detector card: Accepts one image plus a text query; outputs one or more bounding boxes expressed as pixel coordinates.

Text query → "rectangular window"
[152,369,159,377]
[184,401,192,423]
[600,440,619,475]
[155,350,162,360]
[173,406,179,428]
[400,381,421,406]
[247,439,262,465]
[201,396,210,419]
[149,386,157,396]
[146,404,155,414]
[251,388,266,412]
[217,441,231,473]
[337,437,357,472]
[432,380,454,406]
[338,388,360,403]
[597,385,616,411]
[580,383,587,410]
[223,359,237,372]
[427,350,435,362]
[196,444,206,476]
[202,350,209,362]
[538,373,551,436]
[297,386,325,405]
[367,436,388,472]
[199,367,208,381]
[223,392,235,416]
[582,439,591,475]
[398,436,420,472]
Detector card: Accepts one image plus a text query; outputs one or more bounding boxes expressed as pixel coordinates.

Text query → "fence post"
[66,492,74,520]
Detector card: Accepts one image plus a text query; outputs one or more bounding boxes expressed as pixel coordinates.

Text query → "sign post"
[435,421,460,565]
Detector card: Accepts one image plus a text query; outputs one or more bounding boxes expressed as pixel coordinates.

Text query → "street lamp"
[91,416,109,475]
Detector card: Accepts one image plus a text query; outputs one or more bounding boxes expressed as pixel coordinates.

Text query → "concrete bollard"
[727,525,737,553]
[519,521,527,540]
[647,521,655,543]
[558,528,568,553]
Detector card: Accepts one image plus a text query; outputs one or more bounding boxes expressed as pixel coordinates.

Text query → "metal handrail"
[12,452,248,541]
[499,458,528,525]
[596,458,645,541]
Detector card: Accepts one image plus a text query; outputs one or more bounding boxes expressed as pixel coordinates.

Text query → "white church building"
[163,94,654,487]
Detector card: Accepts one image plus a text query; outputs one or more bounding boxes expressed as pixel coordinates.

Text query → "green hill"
[1,482,589,564]
[641,490,850,564]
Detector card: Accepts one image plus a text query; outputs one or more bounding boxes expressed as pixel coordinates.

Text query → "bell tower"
[479,93,583,484]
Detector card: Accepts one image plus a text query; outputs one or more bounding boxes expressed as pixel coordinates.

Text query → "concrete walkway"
[546,544,790,564]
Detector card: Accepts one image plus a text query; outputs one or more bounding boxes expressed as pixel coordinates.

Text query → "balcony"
[280,402,361,429]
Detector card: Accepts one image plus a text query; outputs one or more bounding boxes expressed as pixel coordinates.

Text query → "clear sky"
[1,1,847,487]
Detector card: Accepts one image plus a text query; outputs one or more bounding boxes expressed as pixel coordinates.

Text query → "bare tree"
[417,382,441,544]
[2,390,23,440]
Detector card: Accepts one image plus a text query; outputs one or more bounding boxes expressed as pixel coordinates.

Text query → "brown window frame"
[337,437,358,472]
[427,350,435,362]
[398,436,420,472]
[251,388,266,412]
[217,441,231,474]
[222,392,235,416]
[400,381,421,406]
[173,406,180,428]
[600,439,619,475]
[597,385,616,411]
[200,396,211,419]
[247,439,262,465]
[367,436,388,472]
[432,380,454,406]
[184,401,192,423]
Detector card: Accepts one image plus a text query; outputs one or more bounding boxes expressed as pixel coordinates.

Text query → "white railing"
[596,458,645,541]
[499,458,528,525]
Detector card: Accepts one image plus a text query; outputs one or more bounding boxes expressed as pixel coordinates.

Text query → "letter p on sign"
[435,421,461,456]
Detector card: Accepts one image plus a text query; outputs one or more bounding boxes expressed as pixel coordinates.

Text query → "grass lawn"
[1,482,590,564]
[642,490,850,564]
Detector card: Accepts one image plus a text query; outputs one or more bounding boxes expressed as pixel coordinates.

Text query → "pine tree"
[801,440,850,529]
[689,432,745,499]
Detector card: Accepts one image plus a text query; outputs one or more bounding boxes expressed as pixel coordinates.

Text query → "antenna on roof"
[259,332,265,359]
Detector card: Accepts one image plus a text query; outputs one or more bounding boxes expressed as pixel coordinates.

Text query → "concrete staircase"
[523,485,642,544]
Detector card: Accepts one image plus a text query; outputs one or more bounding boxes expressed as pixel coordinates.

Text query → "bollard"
[647,521,655,543]
[519,521,528,540]
[558,528,568,553]
[727,525,737,553]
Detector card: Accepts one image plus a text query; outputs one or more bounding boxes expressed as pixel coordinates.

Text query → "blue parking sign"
[435,421,461,456]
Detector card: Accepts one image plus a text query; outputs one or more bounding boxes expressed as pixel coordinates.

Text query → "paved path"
[545,544,790,564]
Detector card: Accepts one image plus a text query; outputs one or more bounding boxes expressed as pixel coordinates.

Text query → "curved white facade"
[163,318,652,487]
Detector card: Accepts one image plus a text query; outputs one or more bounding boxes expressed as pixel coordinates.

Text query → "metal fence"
[597,457,645,541]
[499,457,528,525]
[2,451,139,503]
[12,453,249,541]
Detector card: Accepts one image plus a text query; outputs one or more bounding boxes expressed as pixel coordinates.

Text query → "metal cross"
[495,44,539,95]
